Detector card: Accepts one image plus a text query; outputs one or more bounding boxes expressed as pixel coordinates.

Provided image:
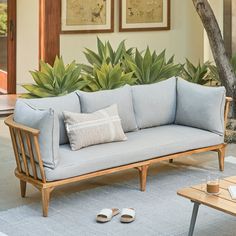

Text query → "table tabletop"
[0,94,18,116]
[177,176,236,217]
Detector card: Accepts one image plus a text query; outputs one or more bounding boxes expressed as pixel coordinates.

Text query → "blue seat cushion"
[44,125,223,181]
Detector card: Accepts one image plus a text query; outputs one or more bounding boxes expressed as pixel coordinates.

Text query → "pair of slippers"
[96,208,135,223]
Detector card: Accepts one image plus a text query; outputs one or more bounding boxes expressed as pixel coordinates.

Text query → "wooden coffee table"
[177,176,236,236]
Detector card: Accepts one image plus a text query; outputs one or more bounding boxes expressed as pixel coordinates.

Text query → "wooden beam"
[7,0,17,94]
[39,0,60,65]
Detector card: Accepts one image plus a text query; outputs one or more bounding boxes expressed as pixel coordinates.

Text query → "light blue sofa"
[5,77,231,216]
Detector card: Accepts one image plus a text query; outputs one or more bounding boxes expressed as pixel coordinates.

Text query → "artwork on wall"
[61,0,114,33]
[119,0,170,32]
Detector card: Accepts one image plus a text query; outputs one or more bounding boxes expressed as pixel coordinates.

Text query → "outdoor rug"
[0,156,236,236]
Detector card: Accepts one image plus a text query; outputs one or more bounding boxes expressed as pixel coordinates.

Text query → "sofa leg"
[20,180,27,198]
[217,146,225,171]
[169,159,173,163]
[41,187,54,217]
[137,165,149,192]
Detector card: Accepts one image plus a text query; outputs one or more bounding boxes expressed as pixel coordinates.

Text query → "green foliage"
[208,54,236,85]
[21,56,85,98]
[81,37,133,74]
[0,3,7,35]
[124,47,182,84]
[81,63,136,92]
[80,37,135,92]
[208,64,221,84]
[181,59,212,85]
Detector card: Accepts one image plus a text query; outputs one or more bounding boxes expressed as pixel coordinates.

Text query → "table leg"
[188,202,200,236]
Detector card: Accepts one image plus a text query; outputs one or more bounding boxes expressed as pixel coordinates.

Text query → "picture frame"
[61,0,114,34]
[119,0,170,32]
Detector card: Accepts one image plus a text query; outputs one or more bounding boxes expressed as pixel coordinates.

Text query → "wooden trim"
[5,115,40,135]
[41,187,54,217]
[218,146,226,171]
[7,0,17,94]
[25,133,38,180]
[225,96,233,131]
[137,165,149,192]
[17,130,30,176]
[39,0,60,65]
[33,136,46,183]
[20,180,26,198]
[9,128,22,172]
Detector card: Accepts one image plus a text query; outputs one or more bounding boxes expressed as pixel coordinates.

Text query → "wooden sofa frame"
[4,97,232,217]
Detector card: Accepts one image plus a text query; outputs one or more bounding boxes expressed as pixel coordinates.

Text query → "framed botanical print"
[119,0,170,32]
[61,0,114,33]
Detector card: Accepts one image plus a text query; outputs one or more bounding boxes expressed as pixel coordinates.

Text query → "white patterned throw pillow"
[63,104,127,151]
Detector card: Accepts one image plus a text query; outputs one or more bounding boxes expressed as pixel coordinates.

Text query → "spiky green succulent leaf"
[125,47,181,84]
[21,56,84,98]
[82,37,133,73]
[82,62,135,92]
[181,59,212,85]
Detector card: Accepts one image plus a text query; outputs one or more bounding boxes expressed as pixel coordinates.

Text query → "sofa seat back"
[131,77,177,129]
[77,85,137,133]
[175,78,226,136]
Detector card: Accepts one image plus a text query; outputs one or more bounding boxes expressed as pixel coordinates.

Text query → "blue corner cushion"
[77,85,137,133]
[17,92,81,144]
[13,100,59,169]
[131,77,177,129]
[175,78,226,136]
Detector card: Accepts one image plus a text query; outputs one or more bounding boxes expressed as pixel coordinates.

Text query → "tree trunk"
[192,0,236,117]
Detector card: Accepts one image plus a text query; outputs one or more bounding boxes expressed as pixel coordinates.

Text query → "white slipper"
[96,208,120,223]
[120,208,135,223]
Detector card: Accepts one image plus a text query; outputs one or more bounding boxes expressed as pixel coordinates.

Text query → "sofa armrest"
[224,97,233,132]
[4,115,46,183]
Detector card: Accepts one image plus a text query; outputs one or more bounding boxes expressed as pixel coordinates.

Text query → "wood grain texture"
[178,176,236,217]
[5,115,40,135]
[20,180,26,198]
[41,187,54,217]
[217,146,226,171]
[39,0,60,65]
[16,130,29,176]
[7,0,17,94]
[137,165,149,191]
[25,133,38,180]
[225,97,232,131]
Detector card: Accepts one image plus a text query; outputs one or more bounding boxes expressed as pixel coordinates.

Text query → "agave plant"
[124,47,182,84]
[21,56,86,98]
[81,63,136,92]
[209,53,236,85]
[81,37,133,75]
[181,59,212,85]
[208,64,221,85]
